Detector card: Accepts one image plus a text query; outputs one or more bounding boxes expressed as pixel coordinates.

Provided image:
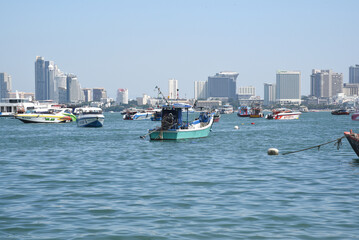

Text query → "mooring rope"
[282,136,344,155]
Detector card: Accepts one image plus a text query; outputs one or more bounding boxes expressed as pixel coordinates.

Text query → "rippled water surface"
[1,112,359,239]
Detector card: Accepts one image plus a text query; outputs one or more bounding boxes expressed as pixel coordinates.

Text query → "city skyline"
[0,0,358,99]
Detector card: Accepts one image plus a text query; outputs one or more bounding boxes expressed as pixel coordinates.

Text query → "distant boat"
[213,110,221,122]
[150,111,162,121]
[237,106,251,117]
[220,105,234,114]
[352,113,359,121]
[344,130,359,157]
[148,103,214,140]
[250,106,263,118]
[76,107,104,127]
[331,109,350,115]
[265,108,301,120]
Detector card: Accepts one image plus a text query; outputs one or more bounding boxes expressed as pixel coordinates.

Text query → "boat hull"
[352,113,359,121]
[15,114,72,123]
[274,112,301,120]
[344,131,359,157]
[149,117,213,140]
[77,115,104,127]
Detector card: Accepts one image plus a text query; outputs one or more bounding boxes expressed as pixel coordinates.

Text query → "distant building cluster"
[3,56,359,109]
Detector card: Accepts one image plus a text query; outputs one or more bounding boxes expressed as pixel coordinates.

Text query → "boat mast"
[155,86,168,105]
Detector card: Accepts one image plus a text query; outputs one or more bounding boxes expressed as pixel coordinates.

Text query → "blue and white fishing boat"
[75,107,104,127]
[146,103,214,140]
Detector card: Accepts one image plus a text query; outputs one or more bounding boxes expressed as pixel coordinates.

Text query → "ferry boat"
[76,107,104,127]
[344,130,359,157]
[237,106,251,117]
[0,98,36,117]
[331,109,350,115]
[220,105,234,114]
[265,108,301,120]
[15,108,75,123]
[147,103,214,140]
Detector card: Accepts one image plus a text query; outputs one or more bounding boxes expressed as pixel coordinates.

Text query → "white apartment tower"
[168,79,178,99]
[276,70,301,105]
[194,81,207,100]
[264,83,276,106]
[117,88,129,104]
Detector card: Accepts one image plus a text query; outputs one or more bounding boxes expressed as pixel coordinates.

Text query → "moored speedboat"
[76,107,104,127]
[265,108,301,120]
[148,103,214,140]
[332,109,350,115]
[344,130,359,157]
[15,108,75,123]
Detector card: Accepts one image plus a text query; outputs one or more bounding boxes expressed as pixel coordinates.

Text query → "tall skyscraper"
[208,72,238,99]
[117,88,128,104]
[35,56,46,100]
[168,79,178,99]
[276,71,301,105]
[349,65,359,84]
[194,81,207,100]
[93,88,107,102]
[0,72,12,101]
[264,83,276,106]
[45,60,55,100]
[310,69,343,98]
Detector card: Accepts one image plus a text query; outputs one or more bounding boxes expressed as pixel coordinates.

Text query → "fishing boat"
[147,103,214,140]
[250,106,263,118]
[344,130,359,157]
[15,108,75,123]
[265,108,301,120]
[76,107,105,127]
[213,110,221,122]
[237,106,251,117]
[331,109,350,115]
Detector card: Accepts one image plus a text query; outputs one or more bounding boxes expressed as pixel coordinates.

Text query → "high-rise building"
[0,72,12,101]
[264,83,276,106]
[45,61,55,101]
[93,88,107,102]
[276,70,301,105]
[117,88,128,104]
[35,56,46,100]
[66,74,83,103]
[349,65,359,84]
[310,69,343,98]
[168,79,178,99]
[208,71,238,99]
[194,81,207,100]
[82,88,92,102]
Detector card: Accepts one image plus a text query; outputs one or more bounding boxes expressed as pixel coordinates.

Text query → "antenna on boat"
[155,86,168,104]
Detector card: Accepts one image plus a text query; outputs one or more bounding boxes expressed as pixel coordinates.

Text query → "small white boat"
[76,107,105,127]
[15,108,75,123]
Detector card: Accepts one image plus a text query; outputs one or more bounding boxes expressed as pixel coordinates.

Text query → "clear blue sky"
[1,0,358,99]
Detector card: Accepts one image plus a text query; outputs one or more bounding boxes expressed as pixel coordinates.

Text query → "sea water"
[1,112,359,239]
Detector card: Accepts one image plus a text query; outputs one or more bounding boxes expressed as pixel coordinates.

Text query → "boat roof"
[162,103,192,109]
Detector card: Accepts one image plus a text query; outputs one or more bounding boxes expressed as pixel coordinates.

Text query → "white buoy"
[234,125,239,130]
[267,148,279,155]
